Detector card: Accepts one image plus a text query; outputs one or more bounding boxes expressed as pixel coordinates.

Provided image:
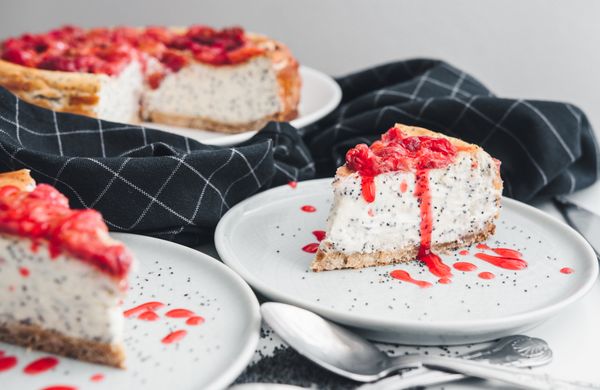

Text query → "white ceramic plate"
[215,178,598,345]
[143,66,341,146]
[0,233,260,390]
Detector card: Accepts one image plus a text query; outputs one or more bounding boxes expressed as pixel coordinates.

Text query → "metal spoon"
[261,302,599,389]
[359,334,552,390]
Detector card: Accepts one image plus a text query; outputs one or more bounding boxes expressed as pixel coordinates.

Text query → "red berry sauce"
[348,128,459,280]
[1,25,265,86]
[0,184,133,280]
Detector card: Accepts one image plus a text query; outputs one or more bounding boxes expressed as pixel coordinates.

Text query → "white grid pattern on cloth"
[0,85,311,243]
[304,59,597,202]
[0,58,597,245]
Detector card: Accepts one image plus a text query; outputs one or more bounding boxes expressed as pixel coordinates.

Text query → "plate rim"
[113,232,261,390]
[215,178,599,332]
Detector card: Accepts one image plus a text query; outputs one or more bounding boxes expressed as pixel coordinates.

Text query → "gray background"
[1,0,599,132]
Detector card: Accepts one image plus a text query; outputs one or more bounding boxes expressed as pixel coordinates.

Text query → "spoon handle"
[420,355,600,390]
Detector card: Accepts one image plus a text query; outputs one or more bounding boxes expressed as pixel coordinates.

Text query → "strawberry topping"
[0,184,132,280]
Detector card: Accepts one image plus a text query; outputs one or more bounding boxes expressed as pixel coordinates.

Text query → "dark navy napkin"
[0,59,597,245]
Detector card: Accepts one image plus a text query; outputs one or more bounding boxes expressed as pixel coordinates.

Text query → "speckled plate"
[143,66,342,146]
[215,178,598,345]
[0,233,260,390]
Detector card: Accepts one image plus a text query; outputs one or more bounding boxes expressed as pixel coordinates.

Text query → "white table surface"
[200,182,600,388]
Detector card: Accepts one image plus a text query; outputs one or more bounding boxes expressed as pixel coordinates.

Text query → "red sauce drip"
[23,356,59,375]
[186,316,205,326]
[345,127,458,279]
[478,271,495,279]
[18,266,30,277]
[300,205,316,213]
[288,181,298,189]
[162,330,187,344]
[476,243,490,250]
[474,253,528,270]
[138,310,159,321]
[438,277,452,284]
[415,170,452,278]
[0,356,17,372]
[41,386,77,390]
[0,184,133,279]
[390,270,432,288]
[361,176,376,203]
[454,261,477,271]
[458,250,469,256]
[165,308,194,318]
[560,267,574,274]
[312,230,326,242]
[367,208,375,217]
[123,301,165,318]
[30,240,40,253]
[302,243,319,253]
[400,180,408,193]
[90,373,104,382]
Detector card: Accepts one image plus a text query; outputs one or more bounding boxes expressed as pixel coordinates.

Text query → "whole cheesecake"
[312,124,503,277]
[0,25,301,133]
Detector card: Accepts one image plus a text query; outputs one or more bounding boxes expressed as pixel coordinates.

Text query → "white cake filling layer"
[321,151,501,255]
[0,234,125,344]
[97,60,143,123]
[142,56,281,124]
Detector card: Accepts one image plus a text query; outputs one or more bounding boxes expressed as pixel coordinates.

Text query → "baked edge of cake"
[311,220,497,272]
[0,321,126,368]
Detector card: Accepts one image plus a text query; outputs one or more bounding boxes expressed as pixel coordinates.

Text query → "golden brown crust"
[251,34,301,123]
[147,111,282,134]
[311,222,496,272]
[0,169,36,190]
[0,321,125,368]
[0,59,103,117]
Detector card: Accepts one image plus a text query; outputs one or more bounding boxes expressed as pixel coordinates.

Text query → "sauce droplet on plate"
[300,205,316,212]
[560,267,574,274]
[312,230,326,242]
[165,309,195,318]
[162,330,187,344]
[302,243,319,253]
[23,356,59,375]
[0,356,17,372]
[453,262,477,272]
[123,301,165,318]
[390,270,432,288]
[478,271,495,280]
[186,316,205,326]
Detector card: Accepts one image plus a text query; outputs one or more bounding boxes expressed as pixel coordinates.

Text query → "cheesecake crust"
[0,169,35,191]
[0,321,125,368]
[0,59,103,117]
[311,222,496,272]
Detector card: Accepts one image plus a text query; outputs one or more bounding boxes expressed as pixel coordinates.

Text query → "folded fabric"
[0,59,597,245]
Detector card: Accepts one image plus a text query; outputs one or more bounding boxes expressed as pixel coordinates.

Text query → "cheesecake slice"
[312,124,503,278]
[0,25,300,133]
[0,170,133,367]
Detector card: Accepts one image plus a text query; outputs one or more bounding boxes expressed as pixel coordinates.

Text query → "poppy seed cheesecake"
[0,25,300,133]
[312,124,503,276]
[0,170,133,367]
